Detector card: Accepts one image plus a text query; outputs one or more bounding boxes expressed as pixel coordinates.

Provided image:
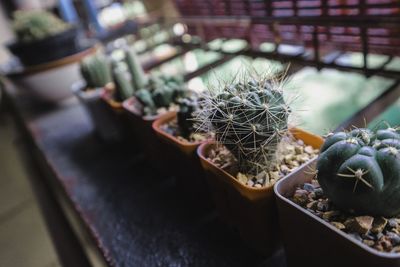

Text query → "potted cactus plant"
[195,70,323,254]
[4,10,95,103]
[275,126,400,267]
[122,74,186,170]
[152,95,213,209]
[101,46,146,115]
[73,52,125,141]
[7,10,81,66]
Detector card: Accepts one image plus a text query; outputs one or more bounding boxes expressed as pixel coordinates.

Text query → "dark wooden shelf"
[2,84,286,267]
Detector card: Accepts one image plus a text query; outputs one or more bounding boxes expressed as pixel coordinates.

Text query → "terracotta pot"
[72,81,123,142]
[197,128,323,254]
[101,88,125,116]
[274,161,400,267]
[152,111,213,210]
[122,96,172,172]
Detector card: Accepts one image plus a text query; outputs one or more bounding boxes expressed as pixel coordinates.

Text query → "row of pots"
[73,83,400,266]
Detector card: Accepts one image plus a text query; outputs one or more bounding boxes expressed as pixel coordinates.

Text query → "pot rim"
[6,26,78,48]
[274,165,400,259]
[122,96,163,122]
[197,127,323,192]
[101,87,124,110]
[152,111,206,148]
[5,45,99,78]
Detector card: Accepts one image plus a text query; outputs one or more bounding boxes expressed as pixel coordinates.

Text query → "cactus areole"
[199,77,291,175]
[317,127,400,217]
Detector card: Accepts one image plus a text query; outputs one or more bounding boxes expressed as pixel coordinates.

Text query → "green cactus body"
[317,127,400,216]
[80,54,112,89]
[113,70,134,102]
[13,11,70,43]
[135,88,156,114]
[198,77,290,175]
[124,47,148,90]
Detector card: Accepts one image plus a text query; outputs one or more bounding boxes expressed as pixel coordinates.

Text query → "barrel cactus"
[80,54,112,89]
[13,10,70,43]
[196,73,291,175]
[316,127,400,217]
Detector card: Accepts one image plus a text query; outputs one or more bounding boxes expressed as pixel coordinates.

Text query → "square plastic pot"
[72,81,123,142]
[274,161,400,267]
[122,96,174,174]
[152,111,213,211]
[197,128,323,255]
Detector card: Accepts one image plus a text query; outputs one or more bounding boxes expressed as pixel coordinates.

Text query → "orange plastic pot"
[101,87,124,115]
[152,111,213,210]
[93,87,131,142]
[197,128,323,254]
[275,161,400,267]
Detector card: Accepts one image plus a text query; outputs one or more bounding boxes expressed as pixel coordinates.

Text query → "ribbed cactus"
[113,68,135,102]
[12,10,70,43]
[177,96,201,138]
[196,73,291,175]
[80,54,112,89]
[135,75,185,116]
[317,127,400,217]
[124,47,148,90]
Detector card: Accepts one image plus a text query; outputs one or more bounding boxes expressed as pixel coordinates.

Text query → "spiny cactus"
[12,10,70,43]
[196,71,291,175]
[317,126,400,217]
[80,54,112,89]
[135,75,185,116]
[177,95,201,138]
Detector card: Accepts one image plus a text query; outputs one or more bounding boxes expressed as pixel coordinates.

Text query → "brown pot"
[197,128,323,255]
[101,87,124,115]
[152,111,213,210]
[122,96,173,172]
[274,161,400,267]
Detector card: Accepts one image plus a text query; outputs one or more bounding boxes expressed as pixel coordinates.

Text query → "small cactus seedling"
[317,126,400,217]
[196,70,291,175]
[135,75,186,116]
[177,95,201,138]
[80,54,112,89]
[12,10,70,43]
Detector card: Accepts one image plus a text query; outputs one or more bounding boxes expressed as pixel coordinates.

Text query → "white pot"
[6,47,97,103]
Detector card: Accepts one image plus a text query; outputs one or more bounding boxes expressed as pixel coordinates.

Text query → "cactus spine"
[196,71,291,175]
[317,127,400,217]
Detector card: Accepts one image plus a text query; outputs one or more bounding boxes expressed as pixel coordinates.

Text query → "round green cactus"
[196,74,291,175]
[317,127,400,217]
